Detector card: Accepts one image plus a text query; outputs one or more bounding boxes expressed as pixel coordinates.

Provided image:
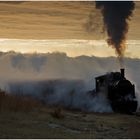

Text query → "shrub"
[50,106,64,119]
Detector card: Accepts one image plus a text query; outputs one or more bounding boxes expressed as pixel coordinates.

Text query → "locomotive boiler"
[95,69,138,113]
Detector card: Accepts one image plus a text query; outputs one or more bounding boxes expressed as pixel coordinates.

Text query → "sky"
[0,1,139,58]
[0,1,139,113]
[0,39,140,58]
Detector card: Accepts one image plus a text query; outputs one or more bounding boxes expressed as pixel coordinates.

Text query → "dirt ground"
[0,106,140,139]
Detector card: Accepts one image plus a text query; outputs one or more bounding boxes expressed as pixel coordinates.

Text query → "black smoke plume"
[96,1,135,65]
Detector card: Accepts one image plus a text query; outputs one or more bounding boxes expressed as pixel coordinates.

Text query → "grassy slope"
[0,90,140,138]
[0,107,140,139]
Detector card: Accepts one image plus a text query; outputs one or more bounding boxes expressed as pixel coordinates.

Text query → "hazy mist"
[0,51,139,112]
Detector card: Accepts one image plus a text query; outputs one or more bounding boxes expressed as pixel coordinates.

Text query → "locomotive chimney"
[120,68,125,78]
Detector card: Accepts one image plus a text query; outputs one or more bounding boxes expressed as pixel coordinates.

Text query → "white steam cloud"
[0,51,139,112]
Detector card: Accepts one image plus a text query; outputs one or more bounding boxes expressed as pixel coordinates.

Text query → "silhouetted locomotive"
[95,69,137,113]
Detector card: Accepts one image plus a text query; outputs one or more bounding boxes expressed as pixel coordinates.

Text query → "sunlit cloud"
[0,38,140,58]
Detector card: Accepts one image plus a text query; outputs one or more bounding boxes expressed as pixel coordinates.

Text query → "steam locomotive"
[95,69,138,113]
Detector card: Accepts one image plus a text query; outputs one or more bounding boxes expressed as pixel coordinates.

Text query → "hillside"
[0,106,140,139]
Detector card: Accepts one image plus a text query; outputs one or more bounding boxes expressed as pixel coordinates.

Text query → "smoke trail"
[96,1,135,66]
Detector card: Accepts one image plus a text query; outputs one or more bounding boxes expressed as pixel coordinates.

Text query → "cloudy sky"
[0,1,139,58]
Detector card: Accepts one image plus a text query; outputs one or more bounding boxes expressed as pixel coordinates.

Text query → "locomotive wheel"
[111,100,138,114]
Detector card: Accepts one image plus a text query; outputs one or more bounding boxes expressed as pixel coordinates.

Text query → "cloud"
[0,1,139,39]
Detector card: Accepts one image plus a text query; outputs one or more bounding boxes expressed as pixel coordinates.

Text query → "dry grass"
[0,90,42,112]
[0,90,140,138]
[0,108,140,138]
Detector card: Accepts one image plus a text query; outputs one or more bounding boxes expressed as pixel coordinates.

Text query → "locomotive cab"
[95,69,138,113]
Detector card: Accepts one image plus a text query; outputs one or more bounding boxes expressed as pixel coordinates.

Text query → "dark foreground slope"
[0,106,140,139]
[0,89,139,138]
